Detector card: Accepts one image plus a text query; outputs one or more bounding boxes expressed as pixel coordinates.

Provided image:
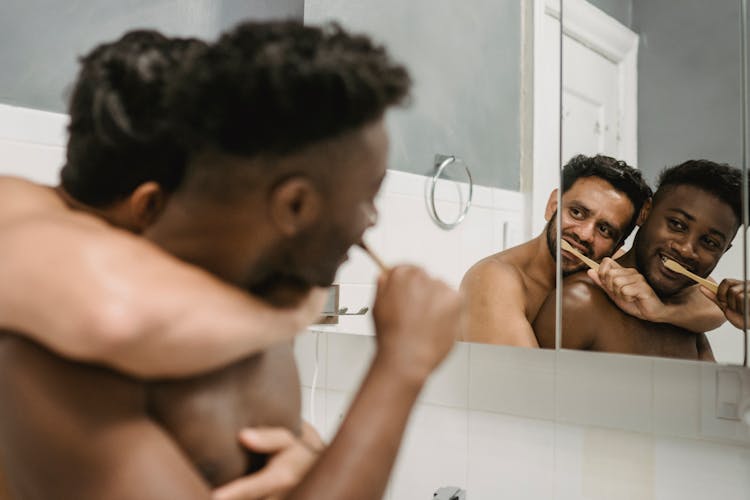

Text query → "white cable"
[308,330,320,427]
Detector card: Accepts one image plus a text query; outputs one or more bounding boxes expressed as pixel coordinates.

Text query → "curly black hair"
[562,154,653,239]
[166,20,411,158]
[655,159,742,223]
[61,30,207,206]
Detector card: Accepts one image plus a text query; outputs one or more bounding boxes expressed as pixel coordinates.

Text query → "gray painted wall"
[632,0,743,183]
[0,0,303,113]
[587,0,632,28]
[305,0,522,190]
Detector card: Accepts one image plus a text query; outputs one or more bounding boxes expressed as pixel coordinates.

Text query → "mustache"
[561,233,593,257]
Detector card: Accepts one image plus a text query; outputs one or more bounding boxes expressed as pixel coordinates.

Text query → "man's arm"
[460,261,538,347]
[533,277,600,350]
[286,266,462,500]
[0,215,325,379]
[589,258,725,332]
[701,278,749,330]
[0,335,213,500]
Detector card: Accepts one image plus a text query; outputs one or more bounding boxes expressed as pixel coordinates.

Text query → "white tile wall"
[468,411,555,499]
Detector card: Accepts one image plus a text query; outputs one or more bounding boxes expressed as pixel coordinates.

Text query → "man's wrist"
[371,347,432,390]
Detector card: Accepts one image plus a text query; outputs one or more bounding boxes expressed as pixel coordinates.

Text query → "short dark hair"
[655,159,742,224]
[562,154,653,240]
[61,30,206,206]
[167,20,411,159]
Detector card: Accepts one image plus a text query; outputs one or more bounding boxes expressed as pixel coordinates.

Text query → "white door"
[531,0,638,235]
[562,34,621,162]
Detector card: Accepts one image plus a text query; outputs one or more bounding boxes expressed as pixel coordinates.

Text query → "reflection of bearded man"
[544,211,594,276]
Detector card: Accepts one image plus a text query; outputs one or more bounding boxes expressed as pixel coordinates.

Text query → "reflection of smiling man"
[535,160,741,360]
[461,155,652,346]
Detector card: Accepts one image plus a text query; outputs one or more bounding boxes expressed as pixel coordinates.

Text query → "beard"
[544,212,590,277]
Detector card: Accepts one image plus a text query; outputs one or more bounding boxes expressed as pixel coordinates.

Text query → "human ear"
[544,188,559,221]
[127,181,167,232]
[636,198,652,226]
[269,176,322,236]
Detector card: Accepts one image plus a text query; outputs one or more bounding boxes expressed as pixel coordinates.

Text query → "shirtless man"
[0,31,326,380]
[461,154,652,346]
[0,31,327,500]
[0,21,462,500]
[534,160,741,360]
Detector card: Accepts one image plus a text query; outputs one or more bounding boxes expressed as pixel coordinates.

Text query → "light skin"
[0,175,327,380]
[461,176,636,347]
[534,185,737,360]
[0,118,463,500]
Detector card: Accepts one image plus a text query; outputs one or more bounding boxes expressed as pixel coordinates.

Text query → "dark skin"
[0,120,388,498]
[534,185,738,360]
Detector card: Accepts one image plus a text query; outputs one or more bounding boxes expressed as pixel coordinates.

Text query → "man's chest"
[595,318,700,359]
[146,342,301,486]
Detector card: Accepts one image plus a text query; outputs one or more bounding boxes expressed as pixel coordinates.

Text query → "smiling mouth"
[659,253,693,278]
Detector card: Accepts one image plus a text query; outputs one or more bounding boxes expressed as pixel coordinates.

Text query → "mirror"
[557,0,748,365]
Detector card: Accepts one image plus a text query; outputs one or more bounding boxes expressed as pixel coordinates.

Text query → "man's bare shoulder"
[0,176,66,224]
[560,273,616,315]
[461,254,526,298]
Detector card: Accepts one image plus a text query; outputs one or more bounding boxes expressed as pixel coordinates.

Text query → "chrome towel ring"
[429,155,474,230]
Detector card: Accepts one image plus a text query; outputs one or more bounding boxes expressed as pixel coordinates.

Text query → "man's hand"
[212,423,324,500]
[702,278,749,330]
[587,258,666,321]
[372,265,464,383]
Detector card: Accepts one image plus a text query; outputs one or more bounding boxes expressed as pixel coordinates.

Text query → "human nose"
[574,220,595,243]
[670,235,699,261]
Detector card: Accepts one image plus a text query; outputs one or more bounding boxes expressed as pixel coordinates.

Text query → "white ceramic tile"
[0,139,64,184]
[553,423,585,500]
[459,205,497,276]
[390,403,468,500]
[468,411,555,500]
[579,427,655,500]
[294,331,328,388]
[492,187,526,213]
[0,103,68,146]
[323,388,354,443]
[654,435,750,500]
[555,350,654,433]
[652,358,701,439]
[699,364,750,443]
[381,193,429,266]
[468,343,556,420]
[299,386,327,437]
[419,342,469,408]
[326,332,377,392]
[335,243,382,285]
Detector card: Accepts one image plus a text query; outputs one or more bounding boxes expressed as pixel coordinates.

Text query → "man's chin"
[561,264,589,277]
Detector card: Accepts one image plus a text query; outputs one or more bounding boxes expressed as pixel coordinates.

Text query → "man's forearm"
[659,286,726,333]
[287,354,425,500]
[0,217,318,378]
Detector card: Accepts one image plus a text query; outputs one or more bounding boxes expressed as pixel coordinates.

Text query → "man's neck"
[520,231,558,290]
